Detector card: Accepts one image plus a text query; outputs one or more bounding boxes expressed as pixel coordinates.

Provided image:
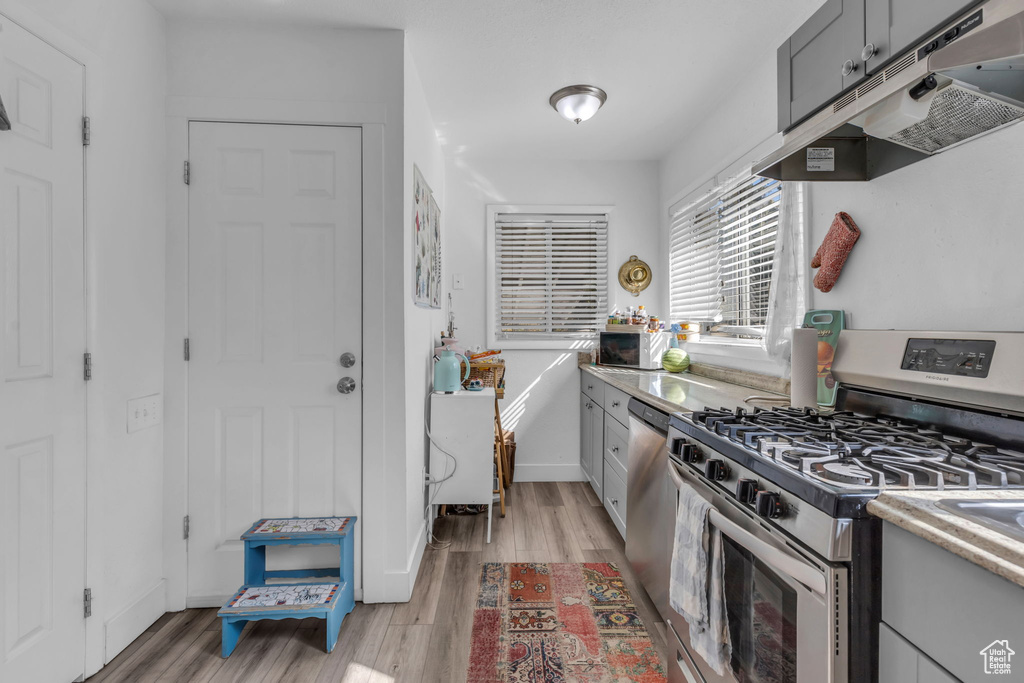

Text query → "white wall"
[0,0,168,674]
[400,39,446,596]
[445,158,662,480]
[162,21,412,603]
[659,49,1024,378]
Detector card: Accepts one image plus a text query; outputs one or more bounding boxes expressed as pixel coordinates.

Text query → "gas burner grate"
[686,405,1024,491]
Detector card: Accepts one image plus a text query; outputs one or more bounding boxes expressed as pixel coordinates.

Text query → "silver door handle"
[841,59,857,77]
[337,377,356,394]
[340,352,356,368]
[611,446,619,453]
[861,43,877,61]
[667,461,827,595]
[611,401,620,407]
[610,498,619,506]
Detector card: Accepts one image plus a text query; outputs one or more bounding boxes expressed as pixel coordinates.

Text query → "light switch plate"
[128,394,162,433]
[453,273,464,290]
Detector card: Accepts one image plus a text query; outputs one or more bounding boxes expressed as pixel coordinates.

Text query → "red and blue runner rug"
[467,562,667,682]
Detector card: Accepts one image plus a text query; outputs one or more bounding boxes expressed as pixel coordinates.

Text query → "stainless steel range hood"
[757,0,1024,181]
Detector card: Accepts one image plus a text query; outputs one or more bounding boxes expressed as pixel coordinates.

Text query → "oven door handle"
[668,460,828,596]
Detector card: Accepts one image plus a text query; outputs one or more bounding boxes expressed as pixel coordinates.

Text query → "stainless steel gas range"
[652,330,1024,683]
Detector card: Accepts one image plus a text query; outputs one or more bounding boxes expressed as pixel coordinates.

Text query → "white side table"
[429,388,497,542]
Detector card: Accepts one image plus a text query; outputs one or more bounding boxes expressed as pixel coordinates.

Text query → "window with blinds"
[669,176,782,340]
[493,212,608,340]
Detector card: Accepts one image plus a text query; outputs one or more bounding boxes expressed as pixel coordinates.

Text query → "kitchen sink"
[935,499,1024,543]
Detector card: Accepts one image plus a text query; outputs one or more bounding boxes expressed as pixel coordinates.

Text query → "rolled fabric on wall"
[811,212,861,293]
[790,327,818,409]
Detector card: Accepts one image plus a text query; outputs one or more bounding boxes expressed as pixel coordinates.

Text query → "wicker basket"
[462,361,505,392]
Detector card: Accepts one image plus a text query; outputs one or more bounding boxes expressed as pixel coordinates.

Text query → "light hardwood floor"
[88,481,666,682]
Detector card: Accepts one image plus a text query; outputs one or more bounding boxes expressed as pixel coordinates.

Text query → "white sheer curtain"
[765,181,808,366]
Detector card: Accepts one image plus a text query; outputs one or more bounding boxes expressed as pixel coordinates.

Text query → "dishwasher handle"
[667,460,827,596]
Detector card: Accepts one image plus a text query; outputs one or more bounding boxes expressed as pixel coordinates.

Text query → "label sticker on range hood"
[806,147,835,172]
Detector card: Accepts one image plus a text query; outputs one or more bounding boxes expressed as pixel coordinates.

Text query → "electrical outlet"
[127,394,162,433]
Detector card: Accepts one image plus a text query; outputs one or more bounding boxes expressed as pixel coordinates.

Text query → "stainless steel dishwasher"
[624,398,675,621]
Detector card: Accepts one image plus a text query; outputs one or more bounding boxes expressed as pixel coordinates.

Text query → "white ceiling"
[148,0,822,161]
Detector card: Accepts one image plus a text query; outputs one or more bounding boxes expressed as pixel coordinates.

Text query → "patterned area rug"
[468,562,667,682]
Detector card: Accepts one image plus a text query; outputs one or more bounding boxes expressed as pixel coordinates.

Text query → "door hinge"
[83,588,93,618]
[184,338,190,361]
[183,515,190,540]
[82,116,91,146]
[183,160,190,185]
[83,352,92,381]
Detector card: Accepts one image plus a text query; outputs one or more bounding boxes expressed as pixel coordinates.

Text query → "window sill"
[680,337,770,362]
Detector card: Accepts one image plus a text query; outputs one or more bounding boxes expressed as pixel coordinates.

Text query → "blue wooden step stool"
[217,516,357,657]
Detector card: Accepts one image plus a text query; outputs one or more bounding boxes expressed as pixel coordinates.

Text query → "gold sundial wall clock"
[618,255,652,297]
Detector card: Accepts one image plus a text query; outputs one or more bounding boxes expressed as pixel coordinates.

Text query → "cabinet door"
[879,623,960,683]
[778,0,866,130]
[865,0,980,74]
[580,394,592,478]
[589,407,605,500]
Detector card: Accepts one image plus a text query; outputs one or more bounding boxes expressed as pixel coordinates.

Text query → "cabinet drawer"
[604,417,628,481]
[604,385,629,427]
[580,373,604,407]
[603,461,627,540]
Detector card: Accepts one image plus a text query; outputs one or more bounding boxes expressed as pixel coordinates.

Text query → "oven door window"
[722,535,799,682]
[600,334,640,367]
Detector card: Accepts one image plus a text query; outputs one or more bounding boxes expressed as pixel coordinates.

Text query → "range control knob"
[736,478,758,504]
[755,491,783,519]
[704,459,729,481]
[681,444,702,463]
[670,438,686,456]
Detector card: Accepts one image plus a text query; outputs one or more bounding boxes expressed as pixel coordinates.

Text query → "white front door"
[187,122,363,605]
[0,15,88,683]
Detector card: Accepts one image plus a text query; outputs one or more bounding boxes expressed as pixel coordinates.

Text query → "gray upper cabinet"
[864,0,981,74]
[778,0,981,131]
[778,0,866,131]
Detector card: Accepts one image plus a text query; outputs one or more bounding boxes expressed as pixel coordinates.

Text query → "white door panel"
[187,122,362,603]
[0,14,87,683]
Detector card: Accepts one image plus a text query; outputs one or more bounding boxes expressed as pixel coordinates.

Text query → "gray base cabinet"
[580,372,633,530]
[880,522,1024,683]
[580,374,604,500]
[879,623,959,683]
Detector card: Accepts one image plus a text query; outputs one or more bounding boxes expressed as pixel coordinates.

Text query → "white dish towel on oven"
[669,480,731,676]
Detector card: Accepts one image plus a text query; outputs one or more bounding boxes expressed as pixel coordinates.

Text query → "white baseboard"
[378,524,426,603]
[105,579,166,663]
[513,463,586,482]
[186,594,230,609]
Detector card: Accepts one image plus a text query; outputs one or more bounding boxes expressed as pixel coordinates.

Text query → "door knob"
[860,43,877,61]
[337,377,356,394]
[841,59,857,77]
[340,352,356,368]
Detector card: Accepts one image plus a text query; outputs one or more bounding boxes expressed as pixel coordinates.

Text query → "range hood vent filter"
[887,83,1024,153]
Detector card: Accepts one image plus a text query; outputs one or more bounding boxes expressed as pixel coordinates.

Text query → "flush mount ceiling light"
[549,85,607,124]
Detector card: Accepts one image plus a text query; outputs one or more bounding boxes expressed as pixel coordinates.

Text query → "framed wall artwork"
[413,164,442,308]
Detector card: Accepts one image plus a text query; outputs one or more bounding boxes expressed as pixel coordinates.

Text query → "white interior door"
[187,122,362,605]
[0,15,87,683]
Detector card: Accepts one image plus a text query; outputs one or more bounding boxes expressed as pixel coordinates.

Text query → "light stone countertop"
[580,365,788,416]
[868,490,1024,589]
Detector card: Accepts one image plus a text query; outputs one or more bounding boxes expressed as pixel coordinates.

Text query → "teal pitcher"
[434,348,470,393]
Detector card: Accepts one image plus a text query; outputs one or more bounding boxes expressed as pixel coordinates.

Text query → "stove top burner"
[687,406,1024,491]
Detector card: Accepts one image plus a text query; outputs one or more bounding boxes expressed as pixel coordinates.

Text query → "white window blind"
[669,176,782,339]
[494,212,608,340]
